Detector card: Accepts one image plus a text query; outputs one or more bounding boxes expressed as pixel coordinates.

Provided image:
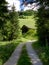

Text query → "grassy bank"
[32,41,49,65]
[0,39,21,65]
[17,45,32,65]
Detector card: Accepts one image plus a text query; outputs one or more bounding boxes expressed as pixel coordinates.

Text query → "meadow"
[0,11,37,65]
[19,18,36,29]
[19,15,37,40]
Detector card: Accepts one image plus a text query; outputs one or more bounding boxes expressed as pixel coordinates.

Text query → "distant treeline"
[18,10,37,16]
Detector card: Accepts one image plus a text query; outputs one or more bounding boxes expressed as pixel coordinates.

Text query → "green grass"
[0,37,32,65]
[0,13,37,65]
[17,45,32,65]
[0,39,21,65]
[19,18,36,29]
[32,41,49,65]
[22,29,38,40]
[19,15,37,40]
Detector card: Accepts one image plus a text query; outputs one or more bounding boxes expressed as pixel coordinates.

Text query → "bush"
[21,25,29,34]
[22,28,37,40]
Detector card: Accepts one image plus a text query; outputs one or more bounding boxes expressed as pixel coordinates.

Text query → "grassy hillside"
[19,18,36,29]
[19,10,37,29]
[19,11,38,40]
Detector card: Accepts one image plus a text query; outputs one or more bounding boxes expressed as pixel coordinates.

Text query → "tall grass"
[32,41,49,65]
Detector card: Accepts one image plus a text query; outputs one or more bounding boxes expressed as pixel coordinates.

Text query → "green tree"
[0,0,8,41]
[36,0,49,46]
[9,4,19,40]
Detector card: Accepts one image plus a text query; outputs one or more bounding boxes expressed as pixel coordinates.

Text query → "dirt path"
[26,41,43,65]
[4,40,43,65]
[4,43,24,65]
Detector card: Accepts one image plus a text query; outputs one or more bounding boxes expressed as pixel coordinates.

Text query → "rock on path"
[4,43,24,65]
[26,41,43,65]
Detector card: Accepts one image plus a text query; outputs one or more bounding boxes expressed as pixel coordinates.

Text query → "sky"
[6,0,40,11]
[6,0,20,11]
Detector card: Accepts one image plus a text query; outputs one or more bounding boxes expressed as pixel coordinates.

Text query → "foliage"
[19,10,37,19]
[0,2,19,41]
[21,25,29,34]
[32,41,49,65]
[22,29,37,40]
[8,4,19,40]
[36,0,49,46]
[0,0,8,41]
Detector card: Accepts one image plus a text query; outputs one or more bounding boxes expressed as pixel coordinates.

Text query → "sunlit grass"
[19,18,36,29]
[19,15,37,40]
